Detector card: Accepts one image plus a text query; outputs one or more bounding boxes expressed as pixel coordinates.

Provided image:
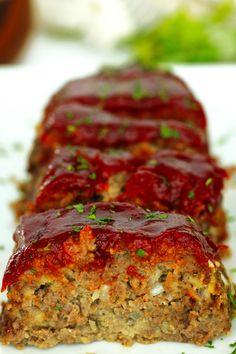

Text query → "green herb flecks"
[188,190,195,199]
[132,81,148,100]
[97,217,114,225]
[230,342,236,347]
[186,215,196,223]
[54,304,63,311]
[160,125,180,139]
[148,159,158,167]
[30,268,37,274]
[72,225,83,233]
[89,172,97,180]
[66,164,75,172]
[136,248,146,257]
[99,127,109,139]
[67,125,77,133]
[230,348,236,354]
[144,213,168,220]
[12,142,23,151]
[65,111,74,119]
[159,87,169,102]
[205,177,213,186]
[87,205,97,220]
[207,204,214,213]
[230,268,236,273]
[73,203,84,214]
[204,340,214,348]
[77,156,89,170]
[228,292,236,309]
[0,245,5,250]
[99,83,111,99]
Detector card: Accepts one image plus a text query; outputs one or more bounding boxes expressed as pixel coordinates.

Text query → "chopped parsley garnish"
[160,125,180,139]
[83,116,93,125]
[230,342,236,347]
[30,268,37,273]
[54,304,63,311]
[87,205,97,220]
[42,244,51,252]
[230,268,236,273]
[144,213,168,220]
[72,225,83,233]
[66,164,74,172]
[188,190,195,199]
[73,203,84,214]
[67,125,76,133]
[186,215,196,223]
[99,127,109,139]
[228,292,236,309]
[77,156,89,170]
[230,349,236,354]
[65,111,74,119]
[118,121,130,134]
[136,248,146,257]
[159,87,168,102]
[50,175,57,181]
[99,83,111,99]
[204,340,214,348]
[207,204,214,213]
[205,177,213,186]
[183,98,198,110]
[132,81,148,100]
[89,172,97,180]
[148,159,158,166]
[0,245,5,250]
[97,217,114,225]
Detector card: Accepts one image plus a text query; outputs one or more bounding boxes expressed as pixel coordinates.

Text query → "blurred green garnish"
[121,0,236,66]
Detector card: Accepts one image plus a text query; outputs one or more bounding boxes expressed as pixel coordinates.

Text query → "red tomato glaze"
[2,202,218,291]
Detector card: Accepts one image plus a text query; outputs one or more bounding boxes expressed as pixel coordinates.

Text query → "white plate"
[0,64,236,354]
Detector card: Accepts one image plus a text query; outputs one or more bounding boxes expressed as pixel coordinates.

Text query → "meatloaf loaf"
[17,147,227,244]
[45,66,207,130]
[29,103,208,172]
[0,202,233,348]
[122,149,228,243]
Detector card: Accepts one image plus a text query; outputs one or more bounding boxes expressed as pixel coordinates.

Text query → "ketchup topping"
[2,202,218,291]
[45,67,203,126]
[40,103,208,153]
[122,150,227,216]
[34,146,141,211]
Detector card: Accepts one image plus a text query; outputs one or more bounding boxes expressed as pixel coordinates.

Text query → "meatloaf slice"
[45,66,207,130]
[121,149,228,243]
[15,146,143,215]
[0,202,233,348]
[29,103,208,172]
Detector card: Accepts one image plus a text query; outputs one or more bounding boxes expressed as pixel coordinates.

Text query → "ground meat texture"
[0,202,233,348]
[45,66,207,130]
[121,149,228,243]
[28,103,208,172]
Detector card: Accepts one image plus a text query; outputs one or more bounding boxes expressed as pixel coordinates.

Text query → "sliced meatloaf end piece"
[28,103,208,172]
[0,202,233,348]
[121,149,228,243]
[45,66,207,130]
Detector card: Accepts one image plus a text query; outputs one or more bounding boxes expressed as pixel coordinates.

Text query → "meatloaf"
[17,147,227,244]
[0,202,233,348]
[29,103,208,172]
[121,149,228,243]
[15,146,143,215]
[45,66,207,130]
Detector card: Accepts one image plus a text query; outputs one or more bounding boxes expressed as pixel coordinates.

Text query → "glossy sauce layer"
[2,202,218,291]
[46,67,207,128]
[34,146,141,211]
[122,150,227,216]
[40,103,208,152]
